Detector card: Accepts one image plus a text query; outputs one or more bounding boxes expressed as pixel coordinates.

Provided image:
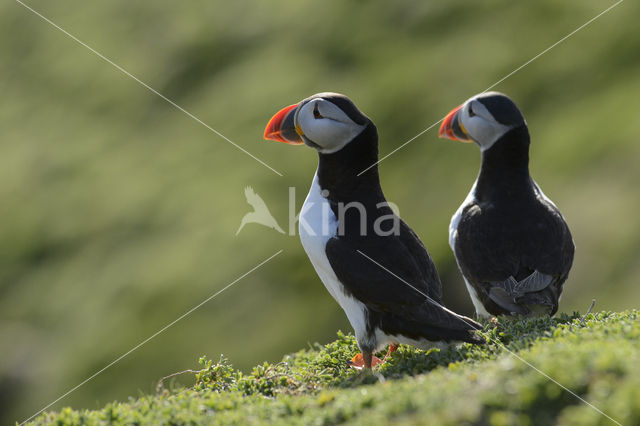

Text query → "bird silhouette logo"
[236,186,285,235]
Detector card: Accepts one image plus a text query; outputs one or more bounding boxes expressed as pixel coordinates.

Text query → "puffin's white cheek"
[304,121,350,150]
[474,125,496,145]
[300,119,366,153]
[465,118,509,150]
[464,118,487,142]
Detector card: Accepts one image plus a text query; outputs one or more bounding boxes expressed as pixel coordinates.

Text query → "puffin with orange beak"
[439,92,574,318]
[265,92,483,369]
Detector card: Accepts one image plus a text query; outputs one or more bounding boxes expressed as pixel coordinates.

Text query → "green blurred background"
[1,0,639,423]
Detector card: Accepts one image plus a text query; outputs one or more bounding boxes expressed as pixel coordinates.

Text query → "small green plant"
[194,355,239,393]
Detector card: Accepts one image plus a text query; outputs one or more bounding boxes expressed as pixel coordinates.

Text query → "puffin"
[439,92,575,318]
[264,92,483,369]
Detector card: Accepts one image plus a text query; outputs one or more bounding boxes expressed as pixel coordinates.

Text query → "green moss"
[31,310,639,425]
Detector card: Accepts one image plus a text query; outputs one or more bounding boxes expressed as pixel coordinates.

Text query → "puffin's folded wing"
[326,236,483,340]
[325,237,432,314]
[397,221,443,302]
[325,236,462,324]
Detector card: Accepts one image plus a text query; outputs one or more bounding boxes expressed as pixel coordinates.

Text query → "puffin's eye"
[313,104,323,119]
[468,103,476,117]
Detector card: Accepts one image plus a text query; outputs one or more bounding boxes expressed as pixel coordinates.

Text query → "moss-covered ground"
[30,310,639,425]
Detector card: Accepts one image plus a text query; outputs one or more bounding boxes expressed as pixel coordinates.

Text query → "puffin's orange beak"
[438,104,472,142]
[264,103,304,145]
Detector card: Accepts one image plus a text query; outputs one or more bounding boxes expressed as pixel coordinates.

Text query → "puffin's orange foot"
[348,353,383,370]
[383,344,399,361]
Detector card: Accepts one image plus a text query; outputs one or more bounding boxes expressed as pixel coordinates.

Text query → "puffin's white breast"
[533,180,558,208]
[299,172,369,345]
[449,180,492,318]
[449,181,477,250]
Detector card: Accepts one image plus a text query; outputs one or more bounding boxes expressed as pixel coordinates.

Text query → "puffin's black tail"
[424,308,486,345]
[444,312,485,345]
[488,271,558,316]
[380,305,485,345]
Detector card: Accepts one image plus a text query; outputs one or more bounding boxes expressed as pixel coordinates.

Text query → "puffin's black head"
[438,92,526,151]
[264,92,370,154]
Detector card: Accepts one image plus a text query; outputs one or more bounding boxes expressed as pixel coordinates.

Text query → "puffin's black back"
[453,126,574,316]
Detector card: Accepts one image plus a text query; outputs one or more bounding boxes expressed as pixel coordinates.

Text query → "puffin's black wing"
[454,191,574,316]
[326,220,482,342]
[397,221,443,302]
